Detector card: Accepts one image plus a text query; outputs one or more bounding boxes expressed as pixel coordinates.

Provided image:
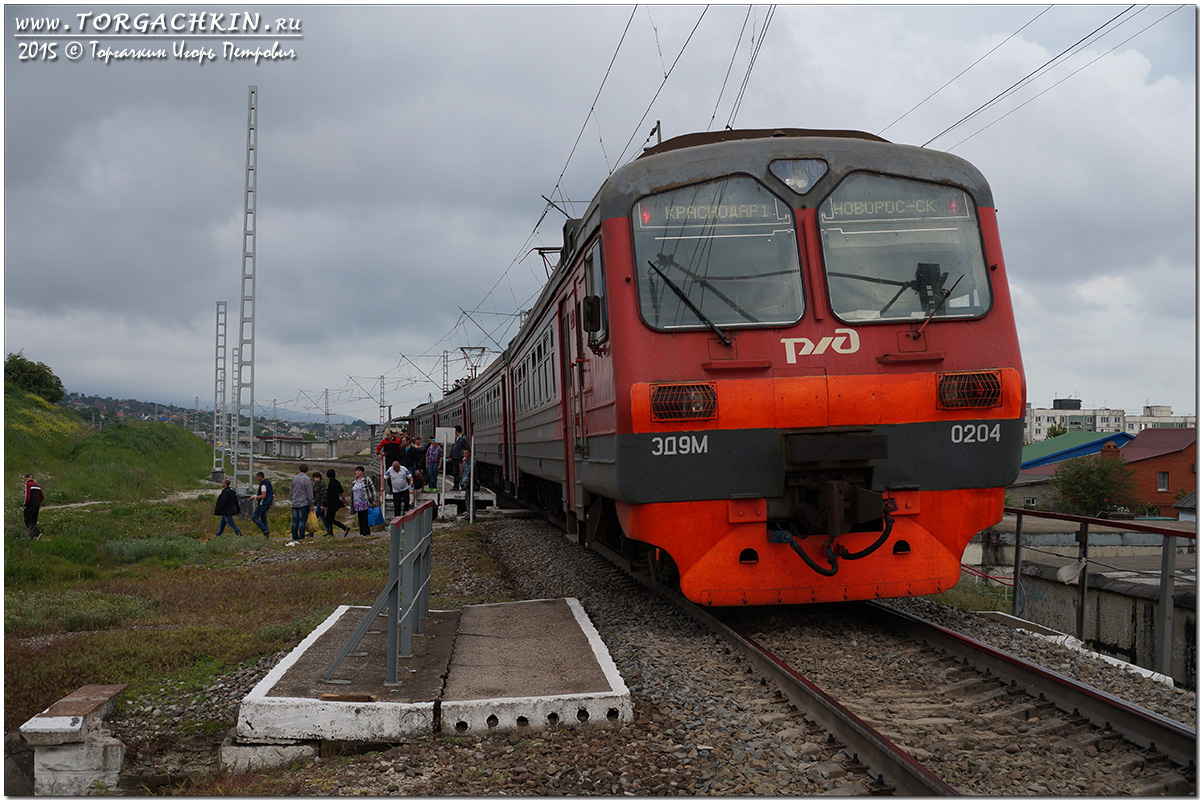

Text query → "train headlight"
[937,371,1002,409]
[651,383,718,421]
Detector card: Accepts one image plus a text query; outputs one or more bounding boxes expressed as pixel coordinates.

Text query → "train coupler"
[768,498,897,577]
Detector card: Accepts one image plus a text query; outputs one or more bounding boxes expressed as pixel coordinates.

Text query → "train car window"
[584,242,608,345]
[631,175,803,331]
[818,173,993,323]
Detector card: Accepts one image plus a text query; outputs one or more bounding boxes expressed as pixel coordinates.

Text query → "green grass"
[54,420,213,503]
[4,499,273,588]
[928,572,1013,613]
[4,541,386,731]
[5,589,160,635]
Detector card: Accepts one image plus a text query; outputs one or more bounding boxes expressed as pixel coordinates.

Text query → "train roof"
[638,128,889,158]
[598,129,993,219]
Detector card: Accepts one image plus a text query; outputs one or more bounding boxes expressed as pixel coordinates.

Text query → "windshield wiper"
[655,253,762,324]
[829,262,957,317]
[646,260,732,347]
[915,273,964,338]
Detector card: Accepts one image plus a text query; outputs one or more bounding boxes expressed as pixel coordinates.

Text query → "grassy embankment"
[3,385,516,735]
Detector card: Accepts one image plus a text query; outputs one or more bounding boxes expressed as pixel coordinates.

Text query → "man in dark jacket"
[376,428,404,481]
[324,469,351,536]
[214,478,243,536]
[252,471,273,537]
[450,426,468,490]
[23,474,43,539]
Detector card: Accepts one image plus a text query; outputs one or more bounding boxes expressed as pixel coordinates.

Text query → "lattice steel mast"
[211,301,228,482]
[232,85,258,493]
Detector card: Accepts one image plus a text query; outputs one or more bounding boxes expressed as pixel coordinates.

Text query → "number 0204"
[950,423,1001,444]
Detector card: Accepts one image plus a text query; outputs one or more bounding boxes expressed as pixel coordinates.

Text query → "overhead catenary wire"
[707,6,754,132]
[612,5,711,169]
[424,6,709,385]
[725,5,776,130]
[548,5,639,212]
[943,5,1186,151]
[877,4,1054,138]
[922,4,1141,147]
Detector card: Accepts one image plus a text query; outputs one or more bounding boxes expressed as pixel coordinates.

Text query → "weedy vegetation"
[929,572,1013,613]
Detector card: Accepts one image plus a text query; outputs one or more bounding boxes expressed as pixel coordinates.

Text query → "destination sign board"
[638,200,783,228]
[821,188,972,222]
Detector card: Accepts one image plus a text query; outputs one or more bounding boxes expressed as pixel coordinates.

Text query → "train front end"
[597,131,1025,605]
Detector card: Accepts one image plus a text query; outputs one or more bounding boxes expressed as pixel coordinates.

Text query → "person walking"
[409,436,428,491]
[23,474,43,539]
[324,468,351,536]
[400,434,421,476]
[251,471,273,537]
[375,427,404,482]
[214,478,243,537]
[290,464,314,542]
[350,465,378,537]
[385,460,412,518]
[449,425,468,490]
[425,439,443,493]
[311,471,327,533]
[460,447,474,493]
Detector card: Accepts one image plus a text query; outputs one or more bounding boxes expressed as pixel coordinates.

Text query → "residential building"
[1111,428,1197,519]
[1024,400,1195,443]
[1123,405,1196,435]
[1176,491,1196,523]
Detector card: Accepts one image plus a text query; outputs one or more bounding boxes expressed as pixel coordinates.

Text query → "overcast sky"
[4,4,1196,424]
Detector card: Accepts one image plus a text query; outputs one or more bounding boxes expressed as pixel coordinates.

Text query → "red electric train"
[411,128,1025,606]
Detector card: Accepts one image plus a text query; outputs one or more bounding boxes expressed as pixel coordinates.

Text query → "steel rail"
[591,541,958,795]
[863,601,1197,768]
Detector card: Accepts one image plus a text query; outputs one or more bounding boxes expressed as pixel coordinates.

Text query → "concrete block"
[237,696,435,743]
[19,684,126,747]
[219,733,319,774]
[32,734,123,796]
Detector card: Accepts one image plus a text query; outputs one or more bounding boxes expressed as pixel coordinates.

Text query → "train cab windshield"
[818,173,993,323]
[631,176,804,332]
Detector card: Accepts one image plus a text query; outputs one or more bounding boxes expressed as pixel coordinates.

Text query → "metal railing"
[1005,507,1196,676]
[324,500,434,685]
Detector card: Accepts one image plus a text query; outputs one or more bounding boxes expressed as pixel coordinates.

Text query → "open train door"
[558,293,586,534]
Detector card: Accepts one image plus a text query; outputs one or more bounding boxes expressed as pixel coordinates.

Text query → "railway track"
[596,541,1196,795]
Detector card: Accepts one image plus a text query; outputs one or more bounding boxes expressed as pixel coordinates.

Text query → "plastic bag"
[306,509,320,534]
[367,505,384,527]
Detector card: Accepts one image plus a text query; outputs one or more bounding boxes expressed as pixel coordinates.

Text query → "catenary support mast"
[233,85,259,493]
[212,301,228,482]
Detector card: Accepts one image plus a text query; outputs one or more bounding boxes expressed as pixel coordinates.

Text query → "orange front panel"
[616,487,1005,606]
[631,369,1023,436]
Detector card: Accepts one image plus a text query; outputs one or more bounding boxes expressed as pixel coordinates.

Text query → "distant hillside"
[6,384,214,508]
[63,392,371,430]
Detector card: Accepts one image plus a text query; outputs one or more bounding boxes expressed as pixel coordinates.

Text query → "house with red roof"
[1113,428,1196,518]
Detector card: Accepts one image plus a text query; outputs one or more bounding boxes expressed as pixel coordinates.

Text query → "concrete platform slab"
[440,599,632,736]
[234,597,630,746]
[236,606,458,744]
